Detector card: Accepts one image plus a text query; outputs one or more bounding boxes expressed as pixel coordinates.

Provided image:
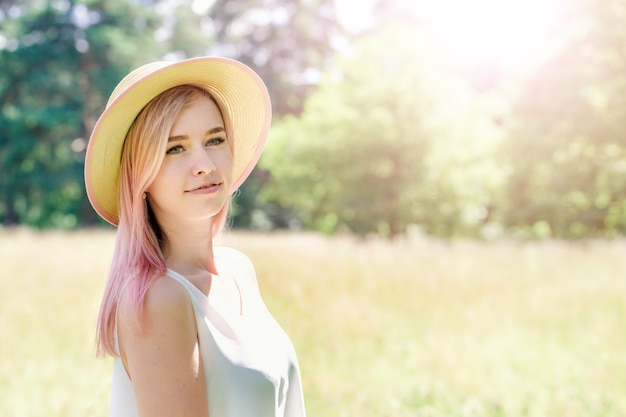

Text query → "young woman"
[84,57,305,417]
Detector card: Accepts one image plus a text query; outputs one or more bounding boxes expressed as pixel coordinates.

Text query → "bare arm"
[118,277,208,417]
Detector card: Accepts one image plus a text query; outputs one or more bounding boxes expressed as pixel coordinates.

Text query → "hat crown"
[106,61,171,108]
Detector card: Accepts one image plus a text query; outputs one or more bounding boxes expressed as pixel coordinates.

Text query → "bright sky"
[335,0,566,73]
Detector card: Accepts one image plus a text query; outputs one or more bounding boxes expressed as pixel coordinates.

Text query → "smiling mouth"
[187,182,221,192]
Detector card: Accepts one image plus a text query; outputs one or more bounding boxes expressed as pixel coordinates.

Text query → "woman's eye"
[206,137,226,146]
[166,145,184,155]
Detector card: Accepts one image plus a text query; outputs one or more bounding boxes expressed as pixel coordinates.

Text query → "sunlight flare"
[417,0,566,70]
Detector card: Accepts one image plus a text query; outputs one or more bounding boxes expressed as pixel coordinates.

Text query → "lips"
[187,182,221,193]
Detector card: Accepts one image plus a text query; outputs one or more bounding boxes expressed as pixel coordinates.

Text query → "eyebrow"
[168,127,225,142]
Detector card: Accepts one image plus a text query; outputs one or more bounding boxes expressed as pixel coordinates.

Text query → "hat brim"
[84,57,271,226]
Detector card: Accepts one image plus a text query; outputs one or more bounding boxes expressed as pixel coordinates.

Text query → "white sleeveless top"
[109,249,306,417]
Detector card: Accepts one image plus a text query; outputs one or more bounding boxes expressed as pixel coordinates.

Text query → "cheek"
[146,163,173,197]
[219,151,234,179]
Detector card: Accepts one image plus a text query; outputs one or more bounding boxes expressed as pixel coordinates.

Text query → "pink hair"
[96,85,230,357]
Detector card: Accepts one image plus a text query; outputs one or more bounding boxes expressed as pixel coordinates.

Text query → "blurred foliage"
[260,24,473,237]
[261,0,626,239]
[1,0,626,238]
[0,0,163,227]
[493,0,626,238]
[205,0,342,115]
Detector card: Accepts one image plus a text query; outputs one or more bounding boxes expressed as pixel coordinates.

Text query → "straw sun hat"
[84,56,272,226]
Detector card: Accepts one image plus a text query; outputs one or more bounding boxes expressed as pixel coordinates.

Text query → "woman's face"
[146,95,233,227]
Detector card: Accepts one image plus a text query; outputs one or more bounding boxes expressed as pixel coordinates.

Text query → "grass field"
[1,229,625,417]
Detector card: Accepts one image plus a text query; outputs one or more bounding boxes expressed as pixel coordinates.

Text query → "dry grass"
[1,229,625,416]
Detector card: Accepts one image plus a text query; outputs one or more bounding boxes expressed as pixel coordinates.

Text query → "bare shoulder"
[144,274,193,317]
[117,274,207,416]
[117,276,197,371]
[117,275,192,328]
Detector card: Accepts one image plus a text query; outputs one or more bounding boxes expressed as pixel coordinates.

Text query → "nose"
[190,147,216,176]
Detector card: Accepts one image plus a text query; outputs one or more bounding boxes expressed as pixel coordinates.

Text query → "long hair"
[96,85,231,357]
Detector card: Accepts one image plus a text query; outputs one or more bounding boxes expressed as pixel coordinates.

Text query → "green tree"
[0,0,164,227]
[193,0,344,116]
[495,0,626,238]
[260,23,484,237]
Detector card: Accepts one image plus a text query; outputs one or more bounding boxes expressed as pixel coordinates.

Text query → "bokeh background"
[2,0,626,239]
[1,0,626,416]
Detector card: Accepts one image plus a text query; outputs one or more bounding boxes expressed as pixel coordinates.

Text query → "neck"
[160,222,219,276]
